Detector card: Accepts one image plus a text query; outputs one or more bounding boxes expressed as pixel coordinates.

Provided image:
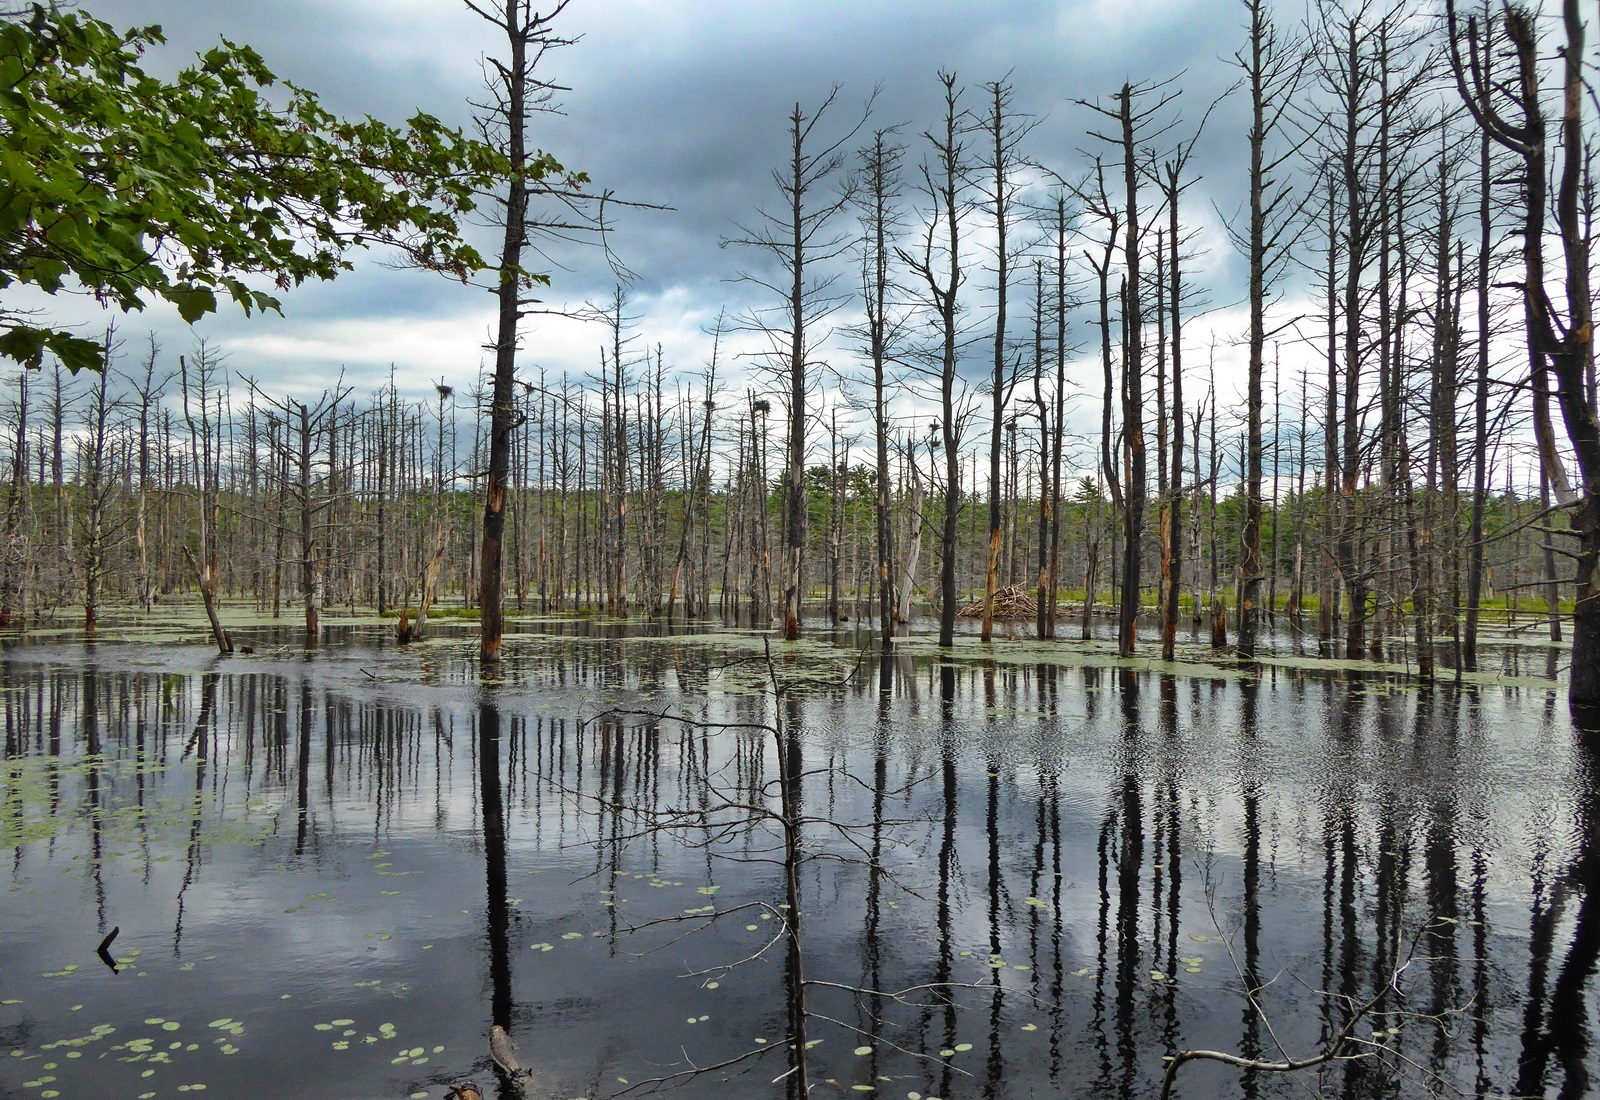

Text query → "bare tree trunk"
[1,371,28,627]
[1032,263,1051,639]
[729,92,861,640]
[80,329,116,634]
[1236,0,1303,658]
[1085,165,1124,643]
[1159,161,1189,663]
[1464,129,1492,671]
[181,349,231,655]
[897,435,925,627]
[1081,490,1100,640]
[1542,464,1563,643]
[857,130,902,647]
[977,80,1029,641]
[1447,0,1600,709]
[1049,197,1069,637]
[1288,368,1308,627]
[297,400,319,643]
[901,73,966,649]
[1319,182,1339,656]
[470,0,574,660]
[1093,83,1155,657]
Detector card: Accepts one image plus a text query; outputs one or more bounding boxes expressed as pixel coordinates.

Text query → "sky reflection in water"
[0,626,1595,1100]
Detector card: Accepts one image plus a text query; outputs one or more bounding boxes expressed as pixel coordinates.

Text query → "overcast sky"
[52,0,1326,449]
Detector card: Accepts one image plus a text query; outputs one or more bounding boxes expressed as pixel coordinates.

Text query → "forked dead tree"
[1446,0,1600,711]
[727,87,866,641]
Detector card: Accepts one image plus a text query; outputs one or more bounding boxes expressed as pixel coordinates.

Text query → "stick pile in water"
[957,584,1038,620]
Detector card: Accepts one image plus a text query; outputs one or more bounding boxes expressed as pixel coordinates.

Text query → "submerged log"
[489,1025,535,1095]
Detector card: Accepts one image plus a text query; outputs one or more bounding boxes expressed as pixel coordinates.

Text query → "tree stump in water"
[1210,595,1228,648]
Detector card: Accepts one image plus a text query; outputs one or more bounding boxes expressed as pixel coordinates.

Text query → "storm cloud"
[59,0,1280,416]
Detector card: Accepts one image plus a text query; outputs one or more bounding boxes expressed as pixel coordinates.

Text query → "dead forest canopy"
[0,0,1587,674]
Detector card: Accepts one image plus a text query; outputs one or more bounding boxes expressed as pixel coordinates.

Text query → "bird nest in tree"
[957,584,1038,620]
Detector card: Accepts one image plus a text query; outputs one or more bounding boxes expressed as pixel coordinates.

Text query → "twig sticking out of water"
[96,926,120,973]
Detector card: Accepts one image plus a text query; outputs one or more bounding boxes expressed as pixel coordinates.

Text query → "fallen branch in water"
[1158,975,1398,1100]
[1159,896,1470,1099]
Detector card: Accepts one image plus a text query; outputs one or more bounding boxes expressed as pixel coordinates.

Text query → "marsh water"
[1,613,1595,1100]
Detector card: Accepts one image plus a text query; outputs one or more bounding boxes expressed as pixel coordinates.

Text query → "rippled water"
[1,620,1594,1100]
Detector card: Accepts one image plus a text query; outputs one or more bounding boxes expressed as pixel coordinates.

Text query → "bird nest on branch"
[957,584,1038,620]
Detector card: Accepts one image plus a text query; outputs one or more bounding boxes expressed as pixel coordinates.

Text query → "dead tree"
[1081,79,1180,656]
[853,126,907,647]
[180,344,230,655]
[900,72,971,649]
[402,382,455,642]
[1447,0,1600,711]
[1234,0,1308,658]
[0,370,28,627]
[727,88,865,640]
[972,78,1036,641]
[78,327,125,634]
[248,380,349,646]
[461,0,592,661]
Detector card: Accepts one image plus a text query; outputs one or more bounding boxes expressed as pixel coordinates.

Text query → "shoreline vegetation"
[5,596,1564,693]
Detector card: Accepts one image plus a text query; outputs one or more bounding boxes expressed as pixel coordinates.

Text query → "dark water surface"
[2,620,1596,1100]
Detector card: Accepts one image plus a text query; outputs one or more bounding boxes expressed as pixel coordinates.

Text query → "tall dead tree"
[127,337,167,613]
[666,324,719,622]
[1041,193,1074,639]
[404,382,455,641]
[1080,161,1123,641]
[78,328,127,634]
[973,78,1035,641]
[901,72,969,649]
[1464,125,1496,669]
[0,370,28,627]
[728,89,864,641]
[1030,262,1052,638]
[1234,0,1306,658]
[596,287,637,614]
[1082,79,1178,656]
[180,344,230,655]
[250,381,349,645]
[855,126,906,647]
[464,0,577,661]
[1318,175,1340,656]
[1447,0,1600,709]
[1155,159,1195,664]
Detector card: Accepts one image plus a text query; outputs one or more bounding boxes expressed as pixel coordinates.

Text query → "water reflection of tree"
[478,698,515,1087]
[1238,673,1263,1099]
[1514,733,1600,1098]
[5,646,1600,1099]
[173,670,217,954]
[932,665,958,1100]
